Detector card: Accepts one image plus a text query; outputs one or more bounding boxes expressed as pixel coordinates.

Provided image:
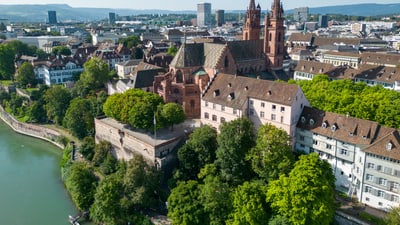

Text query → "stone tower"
[242,0,261,40]
[264,0,285,70]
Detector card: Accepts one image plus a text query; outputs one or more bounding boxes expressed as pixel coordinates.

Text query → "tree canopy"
[216,118,255,186]
[16,62,36,87]
[63,98,94,139]
[65,162,97,211]
[296,75,400,128]
[51,46,72,56]
[167,180,208,225]
[247,124,295,182]
[175,125,218,181]
[43,85,71,125]
[267,153,335,225]
[103,89,180,130]
[227,181,270,225]
[0,44,15,79]
[80,57,110,90]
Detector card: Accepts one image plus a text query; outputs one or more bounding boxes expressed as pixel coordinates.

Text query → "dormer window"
[309,118,315,126]
[331,124,337,132]
[228,83,232,87]
[322,121,327,128]
[386,142,393,151]
[213,89,220,97]
[301,116,306,124]
[349,132,354,136]
[228,93,235,101]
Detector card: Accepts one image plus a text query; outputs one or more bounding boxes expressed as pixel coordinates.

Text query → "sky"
[0,0,398,11]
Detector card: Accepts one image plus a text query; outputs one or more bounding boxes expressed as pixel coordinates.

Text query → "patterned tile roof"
[363,130,400,161]
[297,106,393,146]
[202,73,301,109]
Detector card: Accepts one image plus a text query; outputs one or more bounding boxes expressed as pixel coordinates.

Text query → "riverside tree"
[16,62,36,87]
[63,98,94,139]
[43,85,71,125]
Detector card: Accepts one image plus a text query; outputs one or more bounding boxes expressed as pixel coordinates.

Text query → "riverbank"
[0,105,64,149]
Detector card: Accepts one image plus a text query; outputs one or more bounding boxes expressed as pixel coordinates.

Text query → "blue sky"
[0,0,398,11]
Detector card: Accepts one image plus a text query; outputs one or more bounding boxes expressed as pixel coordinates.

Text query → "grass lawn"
[359,211,385,225]
[0,80,14,86]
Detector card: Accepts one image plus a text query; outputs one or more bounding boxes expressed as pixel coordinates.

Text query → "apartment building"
[295,106,400,211]
[201,73,310,139]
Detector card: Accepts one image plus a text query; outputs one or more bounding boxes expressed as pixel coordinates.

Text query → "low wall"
[0,106,64,149]
[335,211,372,225]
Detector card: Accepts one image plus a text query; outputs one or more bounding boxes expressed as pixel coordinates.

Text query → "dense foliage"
[103,89,185,131]
[16,62,36,87]
[168,119,337,225]
[267,153,336,225]
[294,75,400,128]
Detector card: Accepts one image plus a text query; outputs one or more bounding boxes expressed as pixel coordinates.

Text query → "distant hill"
[0,3,399,23]
[0,4,195,22]
[286,3,400,17]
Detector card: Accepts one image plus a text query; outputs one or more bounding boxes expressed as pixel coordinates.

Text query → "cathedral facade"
[153,0,286,118]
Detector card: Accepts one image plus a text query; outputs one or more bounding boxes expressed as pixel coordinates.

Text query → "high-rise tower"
[48,11,57,25]
[242,0,261,40]
[197,2,212,27]
[264,0,285,70]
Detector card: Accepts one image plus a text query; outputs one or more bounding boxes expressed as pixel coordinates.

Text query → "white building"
[33,56,84,86]
[295,106,400,211]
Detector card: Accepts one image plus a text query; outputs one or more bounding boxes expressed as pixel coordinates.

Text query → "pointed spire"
[249,0,256,10]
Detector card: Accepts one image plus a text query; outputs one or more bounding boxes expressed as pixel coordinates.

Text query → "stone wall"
[0,106,64,149]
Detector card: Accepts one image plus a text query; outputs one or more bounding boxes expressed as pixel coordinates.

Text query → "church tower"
[242,0,261,40]
[264,0,285,69]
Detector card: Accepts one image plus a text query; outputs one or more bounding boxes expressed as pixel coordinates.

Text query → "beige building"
[201,73,310,140]
[95,117,187,170]
[321,51,361,69]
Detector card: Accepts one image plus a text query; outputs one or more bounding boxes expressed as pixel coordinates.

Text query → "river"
[0,120,81,225]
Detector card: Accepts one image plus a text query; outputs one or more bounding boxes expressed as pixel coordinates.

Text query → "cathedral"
[153,0,286,118]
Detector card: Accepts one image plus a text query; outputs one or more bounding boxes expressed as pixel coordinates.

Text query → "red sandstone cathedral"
[153,0,286,118]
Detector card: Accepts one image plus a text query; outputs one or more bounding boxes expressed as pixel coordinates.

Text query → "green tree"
[0,44,15,79]
[175,125,218,181]
[122,155,162,210]
[63,98,94,139]
[80,136,95,161]
[161,102,185,130]
[167,45,178,56]
[92,141,112,166]
[51,46,72,56]
[28,101,46,123]
[7,40,33,56]
[80,57,110,90]
[199,166,232,225]
[385,206,400,225]
[267,153,335,225]
[216,118,255,186]
[119,35,141,49]
[227,181,270,225]
[268,215,292,225]
[44,85,71,125]
[16,62,36,87]
[90,173,124,225]
[247,124,295,182]
[167,180,208,225]
[65,162,97,211]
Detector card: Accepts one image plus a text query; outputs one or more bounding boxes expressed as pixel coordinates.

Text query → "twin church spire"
[242,0,285,69]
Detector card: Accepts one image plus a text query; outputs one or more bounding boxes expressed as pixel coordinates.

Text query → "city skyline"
[0,0,398,11]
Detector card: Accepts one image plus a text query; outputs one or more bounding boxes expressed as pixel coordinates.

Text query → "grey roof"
[170,43,204,68]
[227,40,263,62]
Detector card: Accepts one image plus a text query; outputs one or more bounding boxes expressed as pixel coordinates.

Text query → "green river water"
[0,120,83,225]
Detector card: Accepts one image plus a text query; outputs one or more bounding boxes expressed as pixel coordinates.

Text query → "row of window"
[365,186,399,202]
[204,113,226,123]
[366,153,400,165]
[204,102,238,115]
[250,100,286,112]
